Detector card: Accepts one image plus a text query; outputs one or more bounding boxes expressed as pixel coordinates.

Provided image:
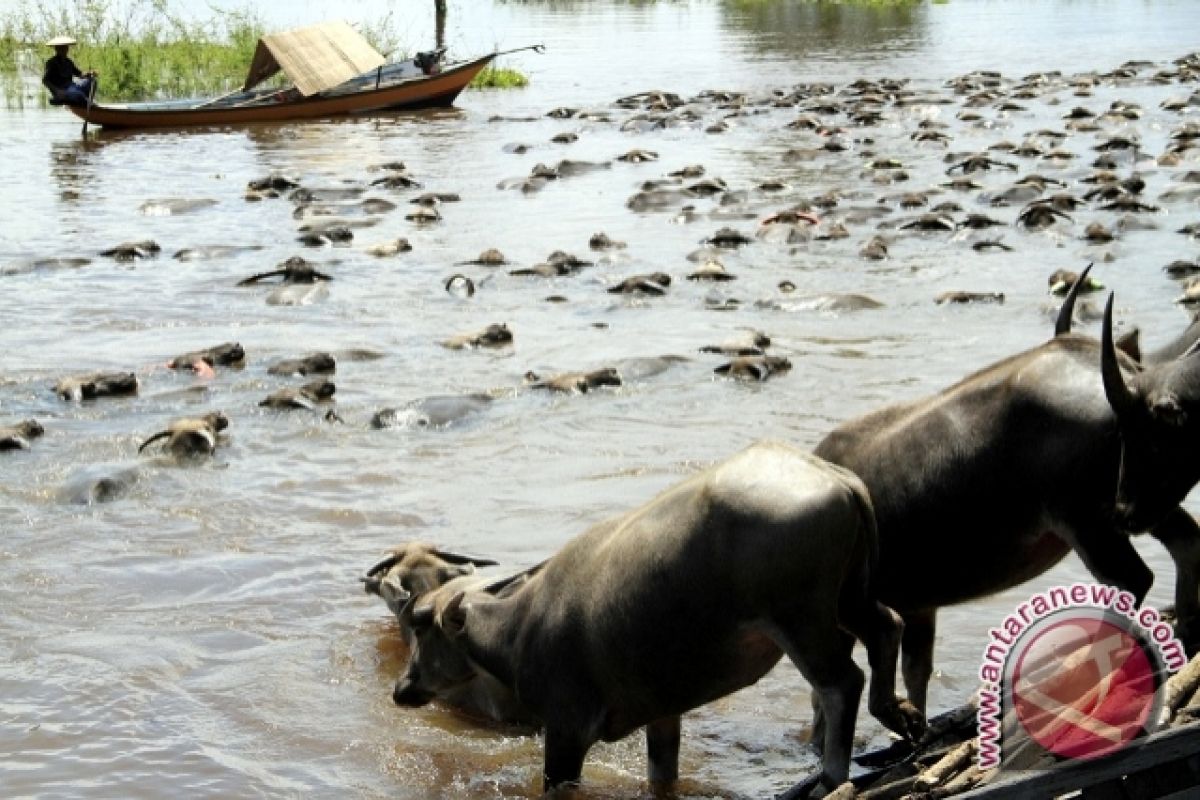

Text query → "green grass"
[1,0,268,106]
[469,65,529,89]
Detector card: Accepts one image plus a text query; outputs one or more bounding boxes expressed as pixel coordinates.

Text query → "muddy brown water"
[3,1,1200,797]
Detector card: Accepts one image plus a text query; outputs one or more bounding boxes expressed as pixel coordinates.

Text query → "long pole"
[81,78,96,137]
[491,44,545,58]
[195,86,246,109]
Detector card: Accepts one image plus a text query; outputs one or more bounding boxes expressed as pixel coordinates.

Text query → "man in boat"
[42,36,98,107]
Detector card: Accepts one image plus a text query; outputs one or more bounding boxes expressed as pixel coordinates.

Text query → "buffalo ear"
[1115,327,1142,362]
[398,573,415,593]
[438,591,468,638]
[409,600,435,629]
[383,581,412,609]
[1151,393,1187,427]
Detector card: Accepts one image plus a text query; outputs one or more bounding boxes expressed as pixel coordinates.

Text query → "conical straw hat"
[45,35,77,47]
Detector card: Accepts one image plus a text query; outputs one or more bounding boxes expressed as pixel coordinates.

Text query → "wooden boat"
[64,21,532,130]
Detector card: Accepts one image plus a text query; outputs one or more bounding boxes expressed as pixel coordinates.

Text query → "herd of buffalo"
[358,51,1200,797]
[8,46,1200,798]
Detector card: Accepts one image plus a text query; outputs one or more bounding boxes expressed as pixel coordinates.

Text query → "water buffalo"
[167,342,245,370]
[138,412,228,457]
[267,353,336,376]
[366,547,540,727]
[814,279,1200,720]
[714,354,792,381]
[260,379,335,410]
[56,371,138,401]
[237,257,331,286]
[393,441,923,794]
[525,367,622,393]
[363,542,499,621]
[440,323,512,350]
[370,394,493,430]
[100,239,160,261]
[0,419,44,450]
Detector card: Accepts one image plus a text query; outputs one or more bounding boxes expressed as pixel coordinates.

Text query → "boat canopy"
[242,20,387,97]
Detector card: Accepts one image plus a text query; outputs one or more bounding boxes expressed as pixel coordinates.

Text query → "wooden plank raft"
[785,653,1200,800]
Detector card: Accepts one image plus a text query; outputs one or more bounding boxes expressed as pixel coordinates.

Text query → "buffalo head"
[392,591,476,708]
[362,543,497,619]
[1102,294,1200,531]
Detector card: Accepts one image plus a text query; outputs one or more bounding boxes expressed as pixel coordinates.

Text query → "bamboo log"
[859,774,919,800]
[825,781,858,800]
[855,699,979,771]
[914,739,979,790]
[931,764,987,797]
[1163,652,1200,719]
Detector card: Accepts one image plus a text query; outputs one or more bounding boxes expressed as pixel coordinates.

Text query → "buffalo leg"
[807,632,852,759]
[900,608,937,715]
[842,600,925,741]
[645,714,682,785]
[1150,507,1200,654]
[543,727,588,792]
[1068,525,1154,605]
[836,533,924,739]
[780,614,865,789]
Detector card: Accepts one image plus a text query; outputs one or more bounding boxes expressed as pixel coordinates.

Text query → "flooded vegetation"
[0,0,518,105]
[0,0,267,103]
[3,0,1200,797]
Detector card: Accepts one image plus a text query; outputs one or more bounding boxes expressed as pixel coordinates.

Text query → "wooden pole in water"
[81,77,96,138]
[435,0,447,49]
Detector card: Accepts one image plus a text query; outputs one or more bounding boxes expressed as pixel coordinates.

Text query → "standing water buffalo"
[392,441,923,794]
[363,543,540,727]
[814,284,1200,719]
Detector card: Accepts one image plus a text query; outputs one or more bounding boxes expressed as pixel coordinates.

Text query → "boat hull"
[69,55,494,130]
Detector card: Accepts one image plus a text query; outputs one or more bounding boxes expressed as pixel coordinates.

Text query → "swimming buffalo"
[441,323,512,350]
[267,353,336,376]
[168,342,245,370]
[363,542,498,621]
[260,379,336,410]
[138,412,229,457]
[0,419,44,450]
[393,442,923,794]
[237,257,331,286]
[56,371,138,401]
[525,368,621,393]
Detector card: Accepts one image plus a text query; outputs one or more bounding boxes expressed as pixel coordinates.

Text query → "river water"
[3,1,1200,797]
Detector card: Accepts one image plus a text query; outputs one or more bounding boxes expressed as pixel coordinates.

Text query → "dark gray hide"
[815,291,1200,717]
[393,442,922,794]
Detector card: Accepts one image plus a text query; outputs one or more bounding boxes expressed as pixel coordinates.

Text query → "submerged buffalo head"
[392,591,475,708]
[1102,295,1200,531]
[362,543,497,620]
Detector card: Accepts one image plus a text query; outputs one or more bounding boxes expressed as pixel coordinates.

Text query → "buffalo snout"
[393,676,436,708]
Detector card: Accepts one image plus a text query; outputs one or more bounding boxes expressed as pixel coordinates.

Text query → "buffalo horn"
[432,549,498,568]
[363,552,404,579]
[1101,294,1138,418]
[1182,336,1200,361]
[1054,262,1093,337]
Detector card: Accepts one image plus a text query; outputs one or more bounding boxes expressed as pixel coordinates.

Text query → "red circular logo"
[1011,615,1158,760]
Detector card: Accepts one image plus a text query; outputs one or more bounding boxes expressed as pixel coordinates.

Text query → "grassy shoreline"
[1,1,528,107]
